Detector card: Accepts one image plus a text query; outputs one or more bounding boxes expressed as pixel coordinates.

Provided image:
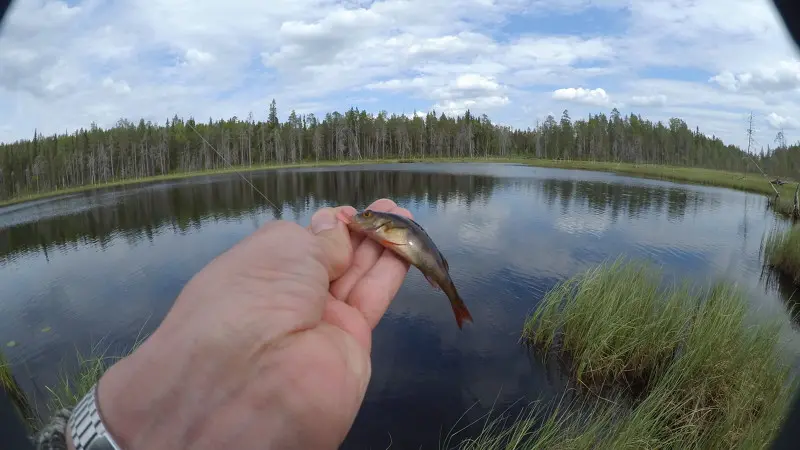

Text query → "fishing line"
[187,123,278,210]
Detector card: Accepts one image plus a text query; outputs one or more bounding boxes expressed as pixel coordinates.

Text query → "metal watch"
[67,384,123,450]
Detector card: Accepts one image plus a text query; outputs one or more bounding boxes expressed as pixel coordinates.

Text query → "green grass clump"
[443,395,628,450]
[522,260,688,394]
[1,351,39,431]
[466,259,797,449]
[45,348,112,413]
[764,225,800,284]
[44,332,150,414]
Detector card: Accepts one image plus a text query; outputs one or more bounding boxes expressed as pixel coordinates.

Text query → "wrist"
[93,327,356,450]
[93,329,294,450]
[94,335,191,449]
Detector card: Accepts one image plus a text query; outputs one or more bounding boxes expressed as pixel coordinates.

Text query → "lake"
[1,162,798,448]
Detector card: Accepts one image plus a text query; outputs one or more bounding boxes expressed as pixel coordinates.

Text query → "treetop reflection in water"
[0,163,793,450]
[2,164,725,263]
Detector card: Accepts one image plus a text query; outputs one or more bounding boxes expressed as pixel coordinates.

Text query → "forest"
[0,99,798,201]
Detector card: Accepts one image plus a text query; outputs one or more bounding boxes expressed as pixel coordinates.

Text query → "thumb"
[309,207,354,281]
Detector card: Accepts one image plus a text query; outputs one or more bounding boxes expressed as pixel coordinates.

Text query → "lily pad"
[41,326,52,333]
[6,341,17,348]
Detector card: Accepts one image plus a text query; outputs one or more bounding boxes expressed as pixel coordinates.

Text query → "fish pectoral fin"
[377,226,408,246]
[423,273,441,290]
[378,221,407,232]
[379,235,408,246]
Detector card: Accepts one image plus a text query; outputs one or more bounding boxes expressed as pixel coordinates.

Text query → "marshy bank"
[517,159,799,221]
[764,225,800,286]
[454,259,796,449]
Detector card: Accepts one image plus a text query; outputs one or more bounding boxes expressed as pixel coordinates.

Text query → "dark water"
[1,163,798,448]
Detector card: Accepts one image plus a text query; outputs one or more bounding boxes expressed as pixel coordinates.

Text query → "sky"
[0,0,798,150]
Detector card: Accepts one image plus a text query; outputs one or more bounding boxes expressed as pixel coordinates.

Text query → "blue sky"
[0,0,798,149]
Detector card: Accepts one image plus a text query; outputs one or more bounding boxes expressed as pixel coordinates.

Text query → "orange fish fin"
[377,229,407,246]
[449,293,473,330]
[424,273,441,290]
[379,237,407,246]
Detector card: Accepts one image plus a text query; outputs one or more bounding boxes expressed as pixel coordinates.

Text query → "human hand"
[76,198,413,450]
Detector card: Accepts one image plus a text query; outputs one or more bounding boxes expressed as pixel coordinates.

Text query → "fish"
[338,208,474,329]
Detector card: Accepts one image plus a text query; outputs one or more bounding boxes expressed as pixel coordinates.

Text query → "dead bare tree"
[743,112,780,200]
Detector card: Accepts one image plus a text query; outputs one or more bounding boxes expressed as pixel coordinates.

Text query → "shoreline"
[1,158,795,216]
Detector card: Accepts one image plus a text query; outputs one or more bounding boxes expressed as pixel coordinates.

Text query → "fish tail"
[447,284,473,329]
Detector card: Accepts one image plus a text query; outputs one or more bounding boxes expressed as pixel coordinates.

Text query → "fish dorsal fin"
[439,250,449,271]
[407,217,425,229]
[407,216,436,241]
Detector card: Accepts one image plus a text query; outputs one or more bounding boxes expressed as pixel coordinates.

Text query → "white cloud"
[629,94,667,107]
[434,95,510,115]
[621,0,798,73]
[101,77,131,94]
[368,72,510,114]
[0,0,798,150]
[766,112,800,130]
[501,36,614,68]
[263,8,387,70]
[552,87,611,106]
[184,48,215,65]
[709,61,800,93]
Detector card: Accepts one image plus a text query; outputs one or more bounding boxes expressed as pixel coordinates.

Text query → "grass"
[523,260,688,395]
[2,157,796,219]
[1,350,38,432]
[44,345,114,413]
[42,331,149,416]
[3,332,149,438]
[764,225,800,284]
[477,258,797,450]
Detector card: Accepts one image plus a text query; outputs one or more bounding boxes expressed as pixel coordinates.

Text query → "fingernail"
[311,210,338,234]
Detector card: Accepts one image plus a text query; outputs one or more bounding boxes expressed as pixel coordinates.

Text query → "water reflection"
[0,163,793,449]
[2,168,725,264]
[0,169,501,262]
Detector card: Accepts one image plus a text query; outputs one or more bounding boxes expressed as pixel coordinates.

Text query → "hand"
[75,199,413,450]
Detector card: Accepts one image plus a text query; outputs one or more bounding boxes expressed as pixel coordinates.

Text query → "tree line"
[1,99,797,201]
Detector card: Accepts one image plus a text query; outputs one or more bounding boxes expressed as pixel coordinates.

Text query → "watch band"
[67,384,123,450]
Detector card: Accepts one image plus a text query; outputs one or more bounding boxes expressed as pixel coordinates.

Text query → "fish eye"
[363,210,372,217]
